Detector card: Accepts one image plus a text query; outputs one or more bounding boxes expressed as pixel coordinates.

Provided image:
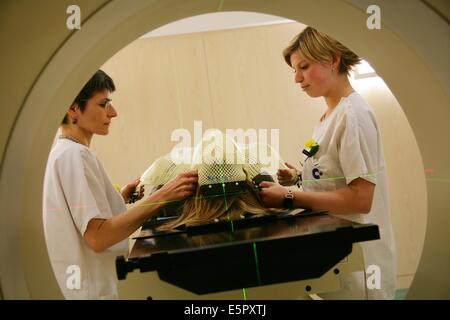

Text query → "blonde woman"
[259,27,396,300]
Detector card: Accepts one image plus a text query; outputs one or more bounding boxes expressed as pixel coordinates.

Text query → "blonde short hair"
[157,178,283,231]
[283,27,361,76]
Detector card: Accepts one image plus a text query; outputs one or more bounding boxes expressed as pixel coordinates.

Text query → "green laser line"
[170,49,184,128]
[252,242,261,285]
[242,288,247,300]
[219,163,229,211]
[227,215,235,232]
[218,163,235,231]
[426,178,450,183]
[301,172,378,184]
[217,0,224,11]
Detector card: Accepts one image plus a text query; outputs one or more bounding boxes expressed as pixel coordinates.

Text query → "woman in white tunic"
[43,70,198,299]
[259,27,396,299]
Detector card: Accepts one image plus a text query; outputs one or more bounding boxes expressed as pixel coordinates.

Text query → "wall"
[85,22,426,297]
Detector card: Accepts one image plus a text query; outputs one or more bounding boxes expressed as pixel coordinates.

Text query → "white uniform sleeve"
[338,109,379,185]
[55,148,112,236]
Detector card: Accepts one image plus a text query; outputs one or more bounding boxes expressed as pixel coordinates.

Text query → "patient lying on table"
[139,132,286,230]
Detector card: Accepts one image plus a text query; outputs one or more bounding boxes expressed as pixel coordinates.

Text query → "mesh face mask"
[140,154,190,190]
[140,131,287,197]
[242,143,287,189]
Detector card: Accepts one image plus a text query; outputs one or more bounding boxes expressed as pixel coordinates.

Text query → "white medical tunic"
[43,139,128,299]
[302,92,397,300]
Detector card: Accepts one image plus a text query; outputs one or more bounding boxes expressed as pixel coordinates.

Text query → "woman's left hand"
[121,178,145,203]
[258,181,288,208]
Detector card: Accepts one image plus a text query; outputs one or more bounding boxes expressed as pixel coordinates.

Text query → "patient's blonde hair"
[283,27,361,76]
[158,179,279,231]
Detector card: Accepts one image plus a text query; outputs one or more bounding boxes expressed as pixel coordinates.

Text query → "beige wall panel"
[160,34,215,129]
[203,23,326,166]
[95,34,213,186]
[94,40,179,185]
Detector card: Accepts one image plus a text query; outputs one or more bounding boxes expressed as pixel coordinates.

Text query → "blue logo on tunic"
[312,168,323,179]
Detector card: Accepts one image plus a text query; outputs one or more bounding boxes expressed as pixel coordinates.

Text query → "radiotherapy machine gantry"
[0,0,449,299]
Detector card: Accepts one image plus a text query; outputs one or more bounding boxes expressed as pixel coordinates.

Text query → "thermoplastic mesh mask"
[242,142,287,179]
[140,155,189,188]
[192,131,245,187]
[140,131,286,196]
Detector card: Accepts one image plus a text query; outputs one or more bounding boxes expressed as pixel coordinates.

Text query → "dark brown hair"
[62,69,115,124]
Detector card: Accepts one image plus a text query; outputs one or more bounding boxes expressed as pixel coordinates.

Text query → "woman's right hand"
[155,170,198,203]
[277,162,299,186]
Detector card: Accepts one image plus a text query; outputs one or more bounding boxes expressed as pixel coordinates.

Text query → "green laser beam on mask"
[219,163,229,211]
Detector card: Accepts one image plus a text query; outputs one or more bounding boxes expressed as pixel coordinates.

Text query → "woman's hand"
[277,162,300,186]
[259,181,288,208]
[121,178,145,203]
[155,170,198,203]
